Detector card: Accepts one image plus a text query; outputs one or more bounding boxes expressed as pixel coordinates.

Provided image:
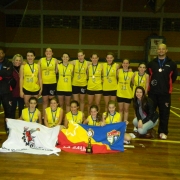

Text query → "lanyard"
[138,73,144,85]
[109,112,116,124]
[71,112,78,122]
[158,58,166,69]
[92,64,98,76]
[78,61,84,74]
[46,58,52,67]
[106,64,112,77]
[28,108,36,122]
[51,109,57,122]
[123,70,128,81]
[28,63,34,74]
[63,64,69,77]
[91,116,97,126]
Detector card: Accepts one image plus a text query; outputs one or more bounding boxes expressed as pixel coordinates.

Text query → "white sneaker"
[124,140,130,144]
[159,133,167,140]
[133,127,138,132]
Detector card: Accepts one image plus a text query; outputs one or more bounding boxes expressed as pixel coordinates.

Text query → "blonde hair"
[12,54,23,64]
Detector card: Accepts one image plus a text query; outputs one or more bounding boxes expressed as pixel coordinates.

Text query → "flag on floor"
[0,119,60,155]
[57,121,126,154]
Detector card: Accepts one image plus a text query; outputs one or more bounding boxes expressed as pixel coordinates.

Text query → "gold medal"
[108,78,112,83]
[92,75,95,78]
[78,74,81,79]
[159,68,162,72]
[64,78,68,82]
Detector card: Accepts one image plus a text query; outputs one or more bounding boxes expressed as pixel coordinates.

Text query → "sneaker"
[124,140,130,144]
[159,133,167,140]
[133,127,138,132]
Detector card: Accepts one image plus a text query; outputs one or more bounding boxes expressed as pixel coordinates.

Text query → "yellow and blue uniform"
[40,57,57,84]
[87,64,103,91]
[72,60,88,86]
[102,63,117,91]
[22,108,39,122]
[103,112,121,124]
[117,69,134,99]
[57,63,73,92]
[66,111,83,124]
[23,63,40,92]
[87,115,101,126]
[133,72,147,95]
[45,107,62,127]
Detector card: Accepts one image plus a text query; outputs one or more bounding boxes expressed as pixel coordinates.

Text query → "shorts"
[56,91,72,96]
[87,90,103,95]
[42,83,57,96]
[103,90,117,96]
[117,96,132,104]
[23,88,39,95]
[72,85,87,94]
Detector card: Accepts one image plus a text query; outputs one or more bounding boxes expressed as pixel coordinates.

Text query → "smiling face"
[29,99,37,110]
[135,88,143,100]
[13,56,22,67]
[78,52,85,62]
[45,48,53,59]
[90,54,99,65]
[157,44,168,59]
[50,99,58,110]
[27,52,35,63]
[138,64,146,74]
[122,59,130,70]
[0,49,5,62]
[90,107,98,119]
[62,53,70,64]
[106,54,114,65]
[108,104,116,114]
[70,103,79,114]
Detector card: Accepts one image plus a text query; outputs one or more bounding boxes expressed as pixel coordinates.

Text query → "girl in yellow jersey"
[102,52,119,111]
[132,62,149,95]
[87,53,103,113]
[83,105,103,126]
[38,48,58,119]
[19,97,42,124]
[117,59,134,122]
[57,53,74,112]
[44,97,63,128]
[71,50,91,112]
[102,100,131,142]
[64,100,85,128]
[20,50,42,107]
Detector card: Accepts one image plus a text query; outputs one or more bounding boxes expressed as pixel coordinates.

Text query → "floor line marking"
[171,106,180,110]
[132,139,180,144]
[170,109,180,118]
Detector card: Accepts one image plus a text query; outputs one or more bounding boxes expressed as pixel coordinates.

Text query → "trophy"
[86,129,94,153]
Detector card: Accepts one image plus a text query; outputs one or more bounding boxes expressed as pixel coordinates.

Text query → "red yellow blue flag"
[57,121,126,154]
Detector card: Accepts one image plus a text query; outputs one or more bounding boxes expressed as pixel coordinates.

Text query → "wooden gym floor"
[0,83,180,180]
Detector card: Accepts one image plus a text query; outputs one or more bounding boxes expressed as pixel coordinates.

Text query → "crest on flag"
[107,130,120,145]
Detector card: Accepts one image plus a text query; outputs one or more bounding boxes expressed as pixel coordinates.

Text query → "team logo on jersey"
[22,127,40,148]
[107,130,120,145]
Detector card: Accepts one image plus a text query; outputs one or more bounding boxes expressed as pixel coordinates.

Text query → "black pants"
[11,97,24,119]
[148,93,171,135]
[0,93,12,133]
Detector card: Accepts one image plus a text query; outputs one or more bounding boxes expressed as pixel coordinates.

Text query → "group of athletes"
[5,43,178,141]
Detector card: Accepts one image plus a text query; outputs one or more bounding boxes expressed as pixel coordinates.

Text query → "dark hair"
[70,100,79,107]
[138,62,147,67]
[104,100,116,119]
[62,53,70,58]
[49,97,58,104]
[77,50,84,55]
[26,49,36,56]
[29,97,38,108]
[0,47,5,53]
[90,53,99,58]
[45,47,53,52]
[106,52,115,58]
[120,58,131,69]
[133,86,148,111]
[89,105,101,122]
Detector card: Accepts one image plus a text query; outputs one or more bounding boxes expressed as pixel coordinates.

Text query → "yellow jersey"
[45,107,62,127]
[23,63,40,92]
[87,115,101,126]
[103,112,121,124]
[117,69,134,99]
[40,57,57,84]
[66,111,83,124]
[72,60,88,86]
[22,108,40,123]
[57,63,73,92]
[87,63,103,91]
[102,63,118,91]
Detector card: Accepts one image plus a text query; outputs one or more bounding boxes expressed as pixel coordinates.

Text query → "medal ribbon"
[138,73,144,85]
[123,70,128,81]
[51,109,57,122]
[46,58,52,67]
[28,63,34,74]
[158,58,166,69]
[28,108,36,122]
[71,112,78,122]
[106,64,112,77]
[63,64,69,77]
[78,61,84,74]
[92,64,98,76]
[109,112,116,124]
[91,116,97,126]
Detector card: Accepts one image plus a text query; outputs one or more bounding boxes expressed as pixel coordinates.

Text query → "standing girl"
[20,50,42,107]
[19,97,41,124]
[11,54,24,119]
[116,59,134,122]
[71,50,91,111]
[83,105,103,126]
[64,100,85,128]
[57,53,74,112]
[102,100,131,142]
[38,48,58,119]
[133,86,158,138]
[87,53,103,113]
[102,52,119,111]
[132,62,149,95]
[44,97,63,128]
